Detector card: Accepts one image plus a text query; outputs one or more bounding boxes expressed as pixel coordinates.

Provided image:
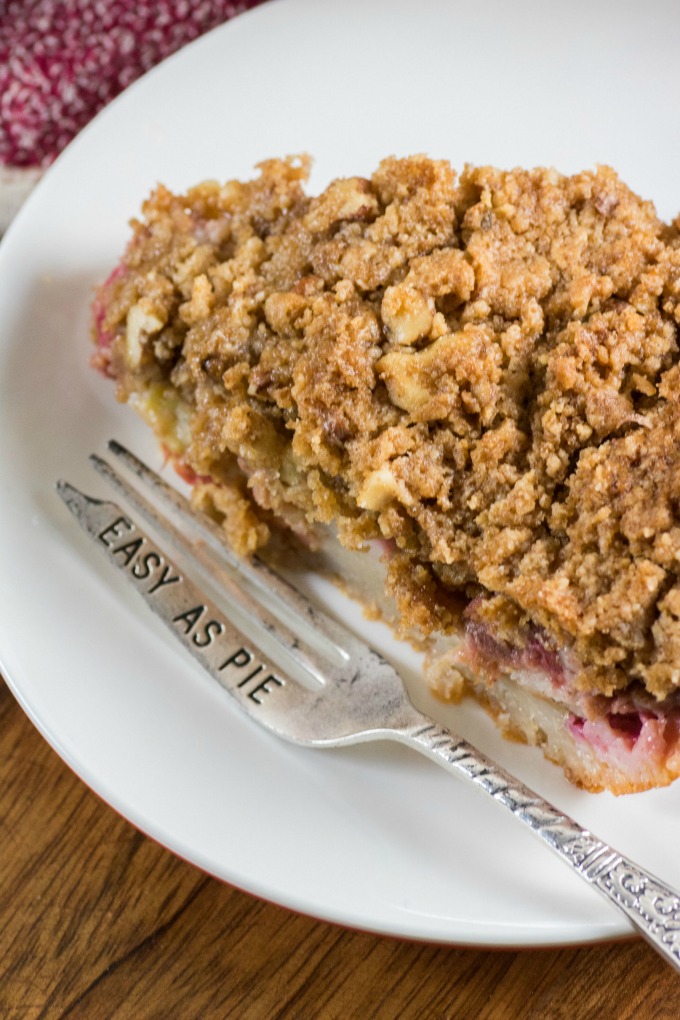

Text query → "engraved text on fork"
[97,513,286,703]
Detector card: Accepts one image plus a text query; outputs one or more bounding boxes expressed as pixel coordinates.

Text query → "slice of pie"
[92,154,680,794]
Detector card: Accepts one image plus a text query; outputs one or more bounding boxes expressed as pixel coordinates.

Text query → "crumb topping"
[94,155,680,699]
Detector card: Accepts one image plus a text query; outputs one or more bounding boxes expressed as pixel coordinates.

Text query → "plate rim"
[3,0,679,948]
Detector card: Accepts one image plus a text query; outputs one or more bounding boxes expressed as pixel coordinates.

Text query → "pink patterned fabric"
[0,0,266,167]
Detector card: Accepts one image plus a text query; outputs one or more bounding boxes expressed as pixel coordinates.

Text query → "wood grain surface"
[0,677,678,1020]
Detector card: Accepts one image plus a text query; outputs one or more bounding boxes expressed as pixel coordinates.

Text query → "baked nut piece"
[93,155,680,793]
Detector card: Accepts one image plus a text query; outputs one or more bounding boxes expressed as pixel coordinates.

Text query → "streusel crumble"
[93,155,680,792]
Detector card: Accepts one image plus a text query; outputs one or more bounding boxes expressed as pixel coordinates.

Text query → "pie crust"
[92,155,680,793]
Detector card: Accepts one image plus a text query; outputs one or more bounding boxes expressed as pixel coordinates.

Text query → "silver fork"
[57,441,680,971]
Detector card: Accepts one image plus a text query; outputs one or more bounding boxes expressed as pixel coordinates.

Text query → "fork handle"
[401,719,680,970]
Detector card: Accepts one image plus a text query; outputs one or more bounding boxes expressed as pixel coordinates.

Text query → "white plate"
[2,0,680,948]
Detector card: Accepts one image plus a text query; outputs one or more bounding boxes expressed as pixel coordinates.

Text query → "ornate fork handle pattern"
[58,459,680,975]
[406,722,680,968]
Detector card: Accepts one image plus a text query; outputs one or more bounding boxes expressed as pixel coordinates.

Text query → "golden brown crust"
[94,155,680,701]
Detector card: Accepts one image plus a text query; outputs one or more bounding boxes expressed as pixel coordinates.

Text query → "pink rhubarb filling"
[460,603,680,774]
[91,262,127,377]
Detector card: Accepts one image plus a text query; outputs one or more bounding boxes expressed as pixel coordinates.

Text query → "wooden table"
[0,677,677,1019]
